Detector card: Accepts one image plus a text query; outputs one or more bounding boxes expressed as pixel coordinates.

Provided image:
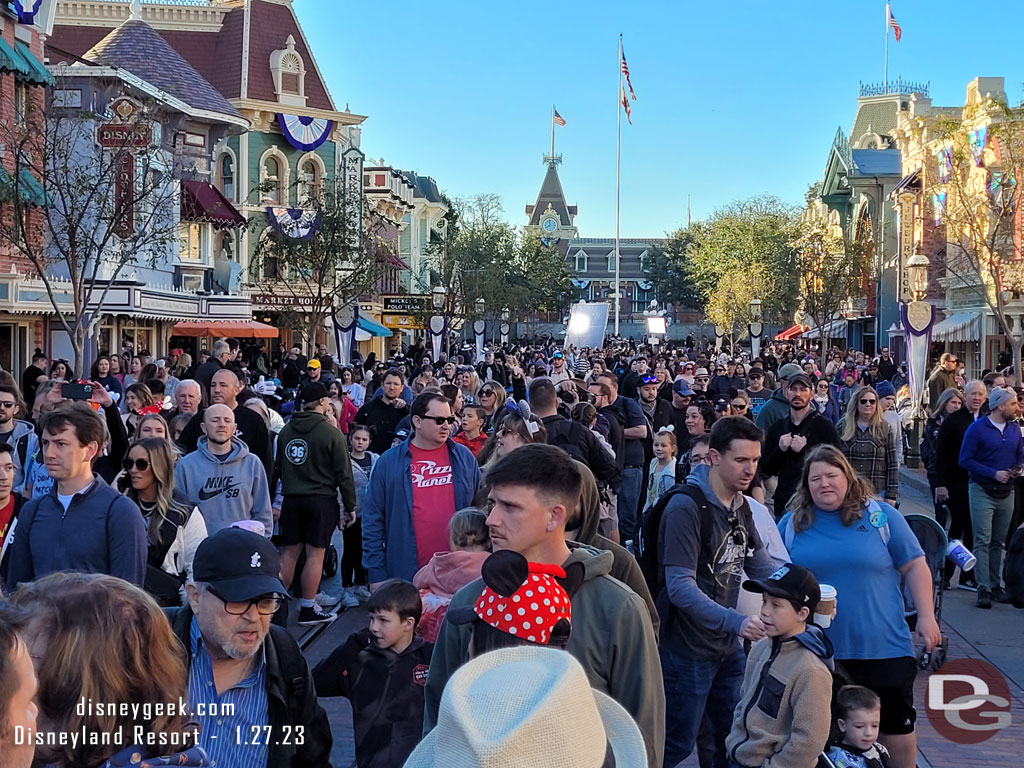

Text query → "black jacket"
[166,605,332,768]
[194,358,225,396]
[637,397,674,464]
[313,628,432,768]
[936,406,977,488]
[541,414,621,491]
[597,404,625,471]
[761,410,840,518]
[355,397,410,454]
[476,361,509,387]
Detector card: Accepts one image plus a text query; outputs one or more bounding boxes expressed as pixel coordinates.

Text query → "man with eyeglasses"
[692,367,711,395]
[927,352,961,416]
[362,392,480,586]
[170,527,332,766]
[0,384,35,494]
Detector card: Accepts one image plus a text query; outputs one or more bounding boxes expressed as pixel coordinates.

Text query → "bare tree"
[0,80,179,375]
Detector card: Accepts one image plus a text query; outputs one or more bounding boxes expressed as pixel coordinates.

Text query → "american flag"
[553,108,566,127]
[887,4,902,42]
[621,47,636,100]
[621,85,632,125]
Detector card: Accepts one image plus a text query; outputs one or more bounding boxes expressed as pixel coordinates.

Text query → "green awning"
[12,41,53,86]
[0,167,47,207]
[0,37,31,80]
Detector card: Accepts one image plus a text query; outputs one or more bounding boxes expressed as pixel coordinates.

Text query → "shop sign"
[96,98,152,149]
[381,294,430,314]
[250,293,322,309]
[383,314,425,330]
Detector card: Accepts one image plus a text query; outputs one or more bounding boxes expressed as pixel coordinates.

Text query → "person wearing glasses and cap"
[362,392,481,587]
[167,527,333,766]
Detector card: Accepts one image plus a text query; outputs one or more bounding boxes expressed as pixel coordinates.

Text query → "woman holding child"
[778,445,941,768]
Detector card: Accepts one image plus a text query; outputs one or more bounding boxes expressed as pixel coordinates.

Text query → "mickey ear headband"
[505,399,539,434]
[657,425,675,434]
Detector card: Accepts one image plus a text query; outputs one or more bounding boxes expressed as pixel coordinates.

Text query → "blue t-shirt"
[778,502,923,660]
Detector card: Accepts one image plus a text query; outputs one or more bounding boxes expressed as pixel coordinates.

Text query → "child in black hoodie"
[312,579,432,768]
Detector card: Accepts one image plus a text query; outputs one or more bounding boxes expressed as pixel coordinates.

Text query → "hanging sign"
[14,0,42,24]
[278,114,333,151]
[898,192,916,302]
[113,152,134,238]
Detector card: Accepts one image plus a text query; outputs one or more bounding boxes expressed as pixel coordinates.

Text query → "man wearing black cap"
[761,372,840,519]
[168,528,332,767]
[274,382,357,625]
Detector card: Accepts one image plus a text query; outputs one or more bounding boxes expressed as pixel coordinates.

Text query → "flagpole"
[615,34,622,336]
[884,2,889,91]
[550,104,555,159]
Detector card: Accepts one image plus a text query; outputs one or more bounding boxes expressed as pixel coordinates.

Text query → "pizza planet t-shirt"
[409,443,456,567]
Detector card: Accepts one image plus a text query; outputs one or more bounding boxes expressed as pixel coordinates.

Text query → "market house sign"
[97,98,153,239]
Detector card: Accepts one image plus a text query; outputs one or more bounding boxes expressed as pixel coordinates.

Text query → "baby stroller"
[902,513,949,671]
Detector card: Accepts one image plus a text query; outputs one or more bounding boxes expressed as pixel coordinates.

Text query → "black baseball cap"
[743,563,820,611]
[787,373,813,389]
[300,382,329,404]
[713,395,730,411]
[192,528,286,602]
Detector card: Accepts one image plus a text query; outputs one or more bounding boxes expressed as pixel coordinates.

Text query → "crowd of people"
[0,331,1021,768]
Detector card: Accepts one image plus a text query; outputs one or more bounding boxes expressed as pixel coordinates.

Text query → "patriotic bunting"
[267,206,319,240]
[277,114,334,151]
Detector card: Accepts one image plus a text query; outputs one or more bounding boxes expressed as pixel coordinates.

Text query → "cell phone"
[61,382,93,400]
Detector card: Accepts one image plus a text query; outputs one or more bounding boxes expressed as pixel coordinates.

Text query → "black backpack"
[635,482,753,604]
[545,419,590,464]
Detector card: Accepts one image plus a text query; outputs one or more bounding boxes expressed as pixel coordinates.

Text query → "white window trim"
[270,35,307,108]
[296,151,326,203]
[215,147,238,203]
[259,147,289,206]
[574,249,588,272]
[606,250,616,272]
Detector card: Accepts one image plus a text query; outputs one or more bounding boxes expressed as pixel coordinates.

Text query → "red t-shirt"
[0,495,15,541]
[410,443,456,567]
[452,431,488,457]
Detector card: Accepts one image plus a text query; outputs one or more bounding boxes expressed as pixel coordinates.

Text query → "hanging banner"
[748,321,763,360]
[937,147,953,183]
[902,301,935,416]
[267,206,319,240]
[277,114,334,151]
[333,303,358,367]
[473,320,486,359]
[932,191,946,226]
[428,315,446,361]
[500,322,511,345]
[969,126,988,167]
[14,0,43,24]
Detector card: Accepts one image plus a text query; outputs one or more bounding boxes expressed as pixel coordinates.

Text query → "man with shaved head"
[174,403,273,536]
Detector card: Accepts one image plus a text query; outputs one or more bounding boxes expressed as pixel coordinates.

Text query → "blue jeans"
[661,642,746,768]
[968,482,1014,590]
[618,466,643,543]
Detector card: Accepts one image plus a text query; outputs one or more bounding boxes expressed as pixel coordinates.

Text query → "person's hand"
[790,434,808,453]
[995,469,1012,484]
[392,398,407,409]
[934,486,949,504]
[339,510,355,530]
[778,433,793,452]
[86,381,113,408]
[739,616,767,641]
[915,615,942,652]
[272,506,281,523]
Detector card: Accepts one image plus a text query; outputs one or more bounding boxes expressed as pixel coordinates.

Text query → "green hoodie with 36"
[273,410,356,511]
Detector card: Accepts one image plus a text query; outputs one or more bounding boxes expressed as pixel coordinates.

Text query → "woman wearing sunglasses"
[476,379,508,433]
[837,385,899,503]
[122,437,208,606]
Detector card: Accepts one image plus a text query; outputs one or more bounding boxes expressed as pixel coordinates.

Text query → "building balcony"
[363,166,415,225]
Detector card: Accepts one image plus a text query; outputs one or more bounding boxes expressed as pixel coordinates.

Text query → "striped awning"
[932,311,981,342]
[803,318,848,339]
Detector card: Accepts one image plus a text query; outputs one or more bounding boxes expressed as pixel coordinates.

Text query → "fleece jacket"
[174,436,273,537]
[273,410,356,511]
[726,625,835,768]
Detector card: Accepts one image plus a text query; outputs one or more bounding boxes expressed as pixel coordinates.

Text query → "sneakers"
[315,592,341,608]
[991,586,1012,604]
[297,603,338,625]
[957,576,979,592]
[941,578,951,591]
[340,588,360,609]
[351,585,372,603]
[976,588,992,609]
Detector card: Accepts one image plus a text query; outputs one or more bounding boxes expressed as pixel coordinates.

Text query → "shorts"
[838,656,917,735]
[279,494,340,548]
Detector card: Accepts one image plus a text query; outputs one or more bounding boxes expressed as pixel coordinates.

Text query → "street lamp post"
[748,298,763,360]
[902,252,935,469]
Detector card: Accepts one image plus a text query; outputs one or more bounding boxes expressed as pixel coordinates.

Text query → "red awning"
[775,324,806,341]
[180,180,246,230]
[171,320,278,339]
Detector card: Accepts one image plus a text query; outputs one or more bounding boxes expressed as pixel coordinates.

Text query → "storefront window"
[179,223,202,261]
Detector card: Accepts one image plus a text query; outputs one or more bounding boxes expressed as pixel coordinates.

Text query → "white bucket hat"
[404,646,646,768]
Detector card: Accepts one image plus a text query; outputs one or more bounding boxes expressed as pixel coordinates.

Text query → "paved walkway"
[308,475,1023,768]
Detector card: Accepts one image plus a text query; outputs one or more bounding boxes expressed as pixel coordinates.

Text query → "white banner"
[565,302,609,350]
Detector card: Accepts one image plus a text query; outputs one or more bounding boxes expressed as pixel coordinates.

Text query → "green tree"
[645,229,701,308]
[793,213,872,334]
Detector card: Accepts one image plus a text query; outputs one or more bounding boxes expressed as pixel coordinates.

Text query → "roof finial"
[129,0,143,21]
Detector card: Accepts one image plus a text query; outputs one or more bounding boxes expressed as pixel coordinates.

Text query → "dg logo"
[926,658,1012,743]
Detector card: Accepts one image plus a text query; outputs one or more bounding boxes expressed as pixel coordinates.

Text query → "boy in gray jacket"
[174,405,273,536]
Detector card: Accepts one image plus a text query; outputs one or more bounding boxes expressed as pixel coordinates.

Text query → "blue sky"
[301,0,1024,238]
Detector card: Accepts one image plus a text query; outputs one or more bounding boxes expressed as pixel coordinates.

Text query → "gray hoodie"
[661,463,773,660]
[0,419,36,493]
[174,436,273,537]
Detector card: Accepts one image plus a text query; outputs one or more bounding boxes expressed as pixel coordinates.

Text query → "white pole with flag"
[615,35,622,336]
[884,2,889,90]
[551,105,556,159]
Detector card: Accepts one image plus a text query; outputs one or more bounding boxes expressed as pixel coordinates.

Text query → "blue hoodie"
[6,474,146,589]
[361,438,480,582]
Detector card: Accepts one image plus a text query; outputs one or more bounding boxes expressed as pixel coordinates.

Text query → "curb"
[900,465,931,498]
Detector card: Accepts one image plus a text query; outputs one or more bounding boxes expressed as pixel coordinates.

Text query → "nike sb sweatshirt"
[174,436,273,537]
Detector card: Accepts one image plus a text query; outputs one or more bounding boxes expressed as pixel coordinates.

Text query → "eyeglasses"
[0,400,17,409]
[419,415,457,426]
[692,454,711,466]
[207,587,281,616]
[696,376,710,382]
[859,398,877,405]
[122,457,150,472]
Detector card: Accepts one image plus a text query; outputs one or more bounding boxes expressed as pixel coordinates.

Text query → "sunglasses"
[641,374,658,385]
[730,402,747,409]
[306,367,318,372]
[419,415,457,426]
[479,389,495,397]
[122,457,150,472]
[860,398,877,405]
[696,376,710,382]
[0,400,16,409]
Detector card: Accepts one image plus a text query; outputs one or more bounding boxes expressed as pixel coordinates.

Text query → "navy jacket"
[6,474,146,589]
[361,438,480,582]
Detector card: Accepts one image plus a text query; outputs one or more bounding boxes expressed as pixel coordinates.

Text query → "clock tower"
[525,156,578,255]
